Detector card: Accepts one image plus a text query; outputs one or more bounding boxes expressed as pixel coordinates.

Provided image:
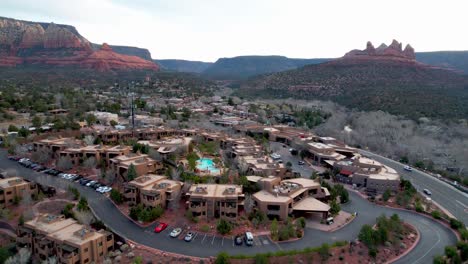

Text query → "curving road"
[359,149,468,225]
[0,150,458,263]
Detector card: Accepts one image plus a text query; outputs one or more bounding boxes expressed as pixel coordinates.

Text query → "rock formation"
[343,39,416,62]
[0,16,158,71]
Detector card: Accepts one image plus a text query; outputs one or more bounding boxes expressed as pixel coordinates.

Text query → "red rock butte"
[0,17,159,71]
[342,39,416,63]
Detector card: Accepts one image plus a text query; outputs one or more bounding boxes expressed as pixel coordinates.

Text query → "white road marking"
[211,235,216,245]
[413,223,441,264]
[201,233,207,243]
[456,200,468,209]
[221,236,224,246]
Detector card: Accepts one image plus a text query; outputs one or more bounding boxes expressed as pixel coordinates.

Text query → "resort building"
[331,154,401,194]
[250,176,331,220]
[305,142,346,164]
[16,214,114,264]
[33,138,82,158]
[124,174,182,208]
[0,177,38,208]
[109,153,163,180]
[186,184,245,221]
[237,155,288,178]
[58,145,131,167]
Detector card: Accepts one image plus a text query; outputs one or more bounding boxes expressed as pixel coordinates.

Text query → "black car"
[234,235,243,246]
[79,179,90,185]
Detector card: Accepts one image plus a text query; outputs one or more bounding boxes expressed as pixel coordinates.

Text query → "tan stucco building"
[16,214,114,264]
[124,174,182,208]
[251,176,330,220]
[186,184,245,221]
[0,177,38,208]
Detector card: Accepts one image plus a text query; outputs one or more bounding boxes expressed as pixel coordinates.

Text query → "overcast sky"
[2,0,467,61]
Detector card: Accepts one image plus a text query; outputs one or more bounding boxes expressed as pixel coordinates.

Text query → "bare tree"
[41,256,57,264]
[244,194,254,214]
[5,248,31,264]
[14,145,28,157]
[104,168,116,185]
[31,148,52,164]
[82,157,97,169]
[3,168,18,178]
[74,210,95,226]
[57,156,73,171]
[148,148,162,162]
[83,135,95,146]
[168,189,181,210]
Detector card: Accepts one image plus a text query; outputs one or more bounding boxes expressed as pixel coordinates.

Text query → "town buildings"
[0,176,38,208]
[124,174,182,208]
[16,214,114,264]
[109,153,163,180]
[186,184,244,221]
[250,176,331,221]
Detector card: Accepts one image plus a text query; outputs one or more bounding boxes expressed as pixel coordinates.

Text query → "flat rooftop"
[47,223,103,246]
[25,215,77,235]
[189,184,243,198]
[0,177,28,189]
[130,174,166,188]
[253,190,291,203]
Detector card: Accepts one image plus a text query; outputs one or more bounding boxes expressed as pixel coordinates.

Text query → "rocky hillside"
[92,43,152,61]
[0,16,158,71]
[201,55,330,79]
[238,40,468,119]
[156,59,213,73]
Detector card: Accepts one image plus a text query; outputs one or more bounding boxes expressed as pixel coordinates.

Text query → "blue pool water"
[196,158,220,174]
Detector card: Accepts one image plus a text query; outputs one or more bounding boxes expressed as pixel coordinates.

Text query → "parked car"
[170,228,182,238]
[86,181,96,187]
[298,161,305,165]
[80,179,91,185]
[184,232,194,242]
[403,165,413,172]
[244,232,254,246]
[154,223,168,233]
[326,217,334,225]
[234,235,243,245]
[423,189,432,195]
[99,186,112,193]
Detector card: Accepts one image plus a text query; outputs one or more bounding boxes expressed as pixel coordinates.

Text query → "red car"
[154,223,168,233]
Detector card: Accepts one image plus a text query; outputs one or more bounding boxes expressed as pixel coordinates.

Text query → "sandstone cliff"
[0,16,158,71]
[343,39,416,62]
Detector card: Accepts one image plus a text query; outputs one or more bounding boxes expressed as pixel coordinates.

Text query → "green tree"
[85,113,97,126]
[330,199,341,216]
[359,224,375,247]
[110,120,118,127]
[445,246,458,259]
[319,243,330,260]
[187,152,200,171]
[77,197,89,211]
[18,127,30,138]
[433,255,445,264]
[7,125,18,132]
[383,189,391,202]
[0,247,12,264]
[32,116,42,128]
[217,219,232,235]
[127,163,137,181]
[110,189,124,204]
[457,241,468,261]
[215,252,230,264]
[270,218,279,240]
[62,203,75,218]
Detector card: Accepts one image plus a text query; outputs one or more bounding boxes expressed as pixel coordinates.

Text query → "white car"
[97,186,112,193]
[86,181,96,187]
[184,232,194,242]
[403,165,413,172]
[170,228,182,238]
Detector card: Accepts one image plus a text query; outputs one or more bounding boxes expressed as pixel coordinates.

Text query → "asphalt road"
[270,141,313,177]
[0,150,458,262]
[359,149,468,225]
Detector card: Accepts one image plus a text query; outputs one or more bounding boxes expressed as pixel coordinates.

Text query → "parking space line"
[192,232,198,241]
[211,235,216,245]
[201,233,207,243]
[232,236,235,247]
[221,236,224,246]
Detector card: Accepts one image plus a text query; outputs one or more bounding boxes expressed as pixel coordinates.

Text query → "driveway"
[270,141,313,177]
[0,150,457,262]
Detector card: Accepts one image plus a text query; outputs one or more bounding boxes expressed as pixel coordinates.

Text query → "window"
[6,191,12,195]
[84,258,89,263]
[84,247,88,252]
[267,205,280,211]
[98,242,103,247]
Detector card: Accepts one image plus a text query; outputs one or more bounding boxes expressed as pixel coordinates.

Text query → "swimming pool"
[196,158,220,174]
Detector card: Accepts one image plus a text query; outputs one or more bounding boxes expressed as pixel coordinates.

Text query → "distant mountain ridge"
[200,55,330,79]
[237,40,468,119]
[0,16,158,71]
[155,59,213,73]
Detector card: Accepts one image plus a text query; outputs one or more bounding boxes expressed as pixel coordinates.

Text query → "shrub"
[369,247,378,258]
[200,224,210,233]
[296,217,306,229]
[445,245,458,258]
[254,254,268,264]
[450,218,465,230]
[217,219,232,235]
[383,189,391,202]
[459,228,468,241]
[68,186,80,200]
[62,203,75,218]
[431,210,442,219]
[77,197,89,211]
[110,189,124,204]
[415,202,424,213]
[457,241,468,261]
[318,243,330,260]
[215,252,230,264]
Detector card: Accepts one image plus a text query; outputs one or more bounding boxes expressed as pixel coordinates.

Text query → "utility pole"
[128,81,135,137]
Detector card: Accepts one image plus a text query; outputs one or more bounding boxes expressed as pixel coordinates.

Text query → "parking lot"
[143,223,272,248]
[270,141,314,178]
